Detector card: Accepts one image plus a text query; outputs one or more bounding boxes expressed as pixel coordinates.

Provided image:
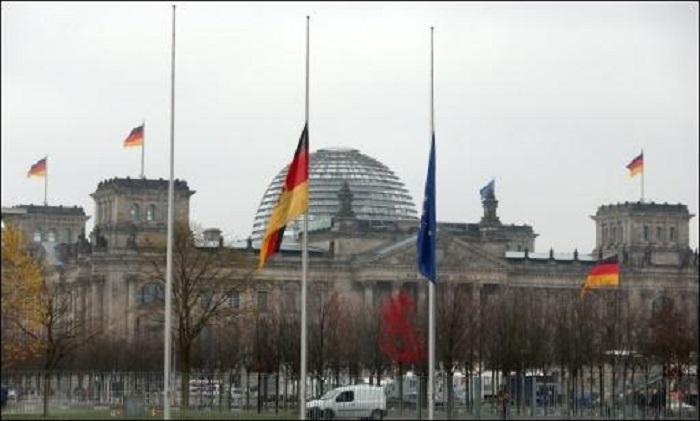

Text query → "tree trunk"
[447,370,454,419]
[43,371,50,418]
[398,364,404,415]
[275,370,280,413]
[180,342,191,411]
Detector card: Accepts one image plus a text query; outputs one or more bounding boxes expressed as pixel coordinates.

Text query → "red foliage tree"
[379,290,425,365]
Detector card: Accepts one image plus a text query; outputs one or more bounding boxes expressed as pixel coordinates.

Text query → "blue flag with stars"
[417,134,436,283]
[480,178,495,200]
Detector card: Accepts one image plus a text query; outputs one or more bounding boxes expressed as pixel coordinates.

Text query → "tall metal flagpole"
[164,5,176,420]
[299,15,310,420]
[141,119,146,179]
[44,155,48,206]
[640,148,644,203]
[428,26,436,421]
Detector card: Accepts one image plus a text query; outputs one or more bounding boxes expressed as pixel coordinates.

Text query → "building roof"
[5,204,86,216]
[251,147,418,240]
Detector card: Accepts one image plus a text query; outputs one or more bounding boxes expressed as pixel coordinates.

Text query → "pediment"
[358,232,510,271]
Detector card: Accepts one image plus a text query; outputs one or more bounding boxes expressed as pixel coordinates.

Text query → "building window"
[65,228,72,243]
[652,296,672,316]
[147,205,156,221]
[602,225,607,243]
[48,229,56,243]
[230,292,240,309]
[34,231,42,242]
[611,226,617,244]
[201,291,213,309]
[656,227,663,242]
[284,290,296,312]
[131,204,140,221]
[619,226,624,242]
[643,226,649,241]
[138,283,164,306]
[257,290,268,309]
[670,227,676,242]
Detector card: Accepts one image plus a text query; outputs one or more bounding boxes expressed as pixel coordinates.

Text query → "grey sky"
[2,1,698,253]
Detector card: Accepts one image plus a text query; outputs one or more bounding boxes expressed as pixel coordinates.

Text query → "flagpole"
[428,25,436,421]
[141,119,146,179]
[44,155,48,206]
[164,5,176,420]
[299,14,310,421]
[640,149,644,203]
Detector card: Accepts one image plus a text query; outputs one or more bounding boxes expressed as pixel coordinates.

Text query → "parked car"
[230,387,244,408]
[306,384,386,420]
[667,398,696,417]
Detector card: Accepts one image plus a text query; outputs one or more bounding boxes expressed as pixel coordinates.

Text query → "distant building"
[1,204,89,244]
[1,148,697,347]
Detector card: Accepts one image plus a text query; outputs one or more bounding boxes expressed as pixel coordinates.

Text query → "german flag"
[123,124,144,148]
[258,124,309,269]
[626,152,643,177]
[27,157,47,178]
[580,258,619,298]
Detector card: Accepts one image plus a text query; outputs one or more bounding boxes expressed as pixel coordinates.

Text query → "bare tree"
[308,289,344,396]
[435,280,471,419]
[139,221,254,410]
[2,223,102,416]
[358,302,390,386]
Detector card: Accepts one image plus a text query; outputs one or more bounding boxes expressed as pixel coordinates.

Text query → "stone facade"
[90,177,195,251]
[2,176,698,345]
[1,204,89,244]
[592,201,694,267]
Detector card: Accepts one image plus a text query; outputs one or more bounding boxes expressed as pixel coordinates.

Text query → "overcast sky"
[2,1,698,253]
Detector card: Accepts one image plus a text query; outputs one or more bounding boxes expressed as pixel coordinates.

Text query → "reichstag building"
[2,147,698,345]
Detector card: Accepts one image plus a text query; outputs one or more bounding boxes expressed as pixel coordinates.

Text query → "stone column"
[364,282,374,308]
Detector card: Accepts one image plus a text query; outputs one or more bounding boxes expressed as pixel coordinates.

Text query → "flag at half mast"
[417,134,436,283]
[580,257,620,298]
[258,124,309,269]
[123,124,144,148]
[27,157,47,177]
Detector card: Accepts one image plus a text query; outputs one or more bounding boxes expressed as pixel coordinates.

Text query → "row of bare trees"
[57,280,698,418]
[3,221,698,417]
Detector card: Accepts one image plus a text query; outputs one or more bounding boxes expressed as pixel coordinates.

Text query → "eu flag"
[417,134,436,283]
[480,178,495,200]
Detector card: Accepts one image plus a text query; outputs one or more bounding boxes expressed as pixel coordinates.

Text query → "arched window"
[138,283,164,306]
[147,204,156,221]
[34,231,42,242]
[130,204,140,221]
[48,229,57,243]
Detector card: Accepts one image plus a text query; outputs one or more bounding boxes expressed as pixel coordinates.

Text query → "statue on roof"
[337,181,355,218]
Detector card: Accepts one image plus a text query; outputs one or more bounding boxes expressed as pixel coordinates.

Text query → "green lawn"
[1,408,297,420]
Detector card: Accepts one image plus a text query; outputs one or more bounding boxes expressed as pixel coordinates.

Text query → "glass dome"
[251,147,418,240]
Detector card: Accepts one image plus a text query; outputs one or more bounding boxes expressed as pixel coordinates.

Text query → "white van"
[306,384,387,420]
